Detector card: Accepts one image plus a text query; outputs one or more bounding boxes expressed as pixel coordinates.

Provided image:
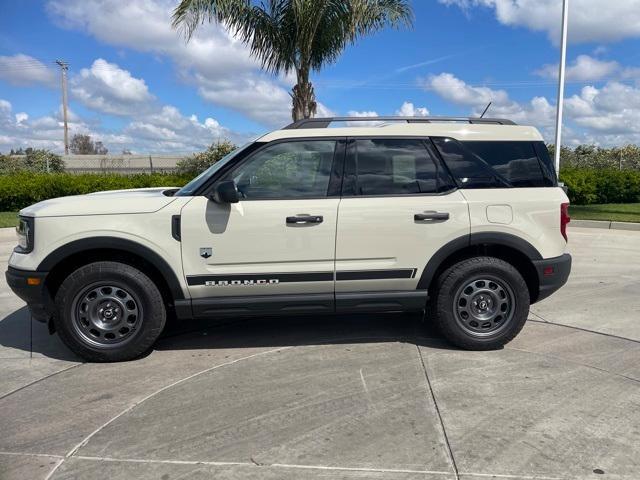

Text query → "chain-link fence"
[3,154,186,174]
[61,155,183,173]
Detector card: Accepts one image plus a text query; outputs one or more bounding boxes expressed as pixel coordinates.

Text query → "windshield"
[175,142,254,196]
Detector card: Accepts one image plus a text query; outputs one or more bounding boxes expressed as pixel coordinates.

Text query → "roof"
[258,117,544,143]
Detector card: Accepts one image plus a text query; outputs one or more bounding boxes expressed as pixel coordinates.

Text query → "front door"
[335,138,470,310]
[180,139,343,316]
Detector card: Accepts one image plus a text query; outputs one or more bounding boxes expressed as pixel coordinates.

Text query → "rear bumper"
[532,253,572,303]
[5,267,51,322]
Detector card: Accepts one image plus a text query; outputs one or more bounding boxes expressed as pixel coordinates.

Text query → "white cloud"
[71,59,155,116]
[535,55,620,82]
[0,94,250,154]
[425,73,510,108]
[565,82,640,137]
[423,72,556,136]
[15,112,29,124]
[438,0,640,44]
[396,101,430,116]
[423,71,640,146]
[0,54,57,87]
[46,0,294,127]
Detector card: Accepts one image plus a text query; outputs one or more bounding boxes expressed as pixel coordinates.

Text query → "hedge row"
[560,168,640,205]
[0,173,191,212]
[1,168,639,211]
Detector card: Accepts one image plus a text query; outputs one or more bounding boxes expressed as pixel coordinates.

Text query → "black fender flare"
[37,237,185,300]
[416,232,542,290]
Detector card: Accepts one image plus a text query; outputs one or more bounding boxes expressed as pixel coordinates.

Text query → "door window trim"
[203,137,347,201]
[340,136,458,198]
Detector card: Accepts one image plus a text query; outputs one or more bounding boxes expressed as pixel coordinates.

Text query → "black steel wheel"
[54,261,166,362]
[430,256,530,350]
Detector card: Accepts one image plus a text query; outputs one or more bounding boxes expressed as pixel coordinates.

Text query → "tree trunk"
[291,67,317,122]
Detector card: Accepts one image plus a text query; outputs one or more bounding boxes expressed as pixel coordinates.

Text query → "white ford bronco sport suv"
[7,116,571,362]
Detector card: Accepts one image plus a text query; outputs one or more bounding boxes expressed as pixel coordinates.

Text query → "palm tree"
[172,0,412,122]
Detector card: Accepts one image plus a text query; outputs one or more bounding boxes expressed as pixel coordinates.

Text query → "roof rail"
[283,116,517,129]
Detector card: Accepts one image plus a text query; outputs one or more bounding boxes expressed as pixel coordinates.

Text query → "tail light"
[560,202,570,242]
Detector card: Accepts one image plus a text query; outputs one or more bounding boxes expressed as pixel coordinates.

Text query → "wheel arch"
[418,233,542,303]
[38,237,186,308]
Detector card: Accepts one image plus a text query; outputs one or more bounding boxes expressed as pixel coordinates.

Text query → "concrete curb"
[0,227,16,241]
[570,219,640,231]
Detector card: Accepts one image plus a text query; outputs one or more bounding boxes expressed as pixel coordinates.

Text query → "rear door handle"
[286,214,324,224]
[414,211,450,221]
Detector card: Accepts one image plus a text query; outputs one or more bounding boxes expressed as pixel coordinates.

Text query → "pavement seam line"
[46,346,292,480]
[416,345,460,480]
[0,451,63,459]
[506,345,640,384]
[72,455,453,475]
[457,472,562,480]
[0,363,83,401]
[527,317,640,345]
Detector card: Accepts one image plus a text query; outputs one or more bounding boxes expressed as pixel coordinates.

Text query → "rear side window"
[344,139,455,196]
[433,138,555,188]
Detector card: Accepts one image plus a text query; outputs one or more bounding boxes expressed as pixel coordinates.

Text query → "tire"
[54,261,166,362]
[431,256,530,350]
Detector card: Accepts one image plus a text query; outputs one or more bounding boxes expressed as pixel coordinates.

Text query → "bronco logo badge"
[199,247,212,259]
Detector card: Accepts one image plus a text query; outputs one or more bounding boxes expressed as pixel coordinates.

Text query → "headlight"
[15,216,34,254]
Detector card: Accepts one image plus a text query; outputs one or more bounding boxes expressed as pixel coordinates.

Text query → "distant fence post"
[46,157,50,173]
[149,155,154,174]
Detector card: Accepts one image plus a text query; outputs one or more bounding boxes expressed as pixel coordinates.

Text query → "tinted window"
[433,138,551,188]
[432,137,502,189]
[533,142,558,186]
[224,140,336,199]
[464,141,547,188]
[345,139,454,196]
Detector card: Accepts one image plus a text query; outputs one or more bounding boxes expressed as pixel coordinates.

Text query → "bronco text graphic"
[204,279,280,287]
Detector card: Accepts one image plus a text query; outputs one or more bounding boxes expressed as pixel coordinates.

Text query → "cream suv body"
[6,116,572,361]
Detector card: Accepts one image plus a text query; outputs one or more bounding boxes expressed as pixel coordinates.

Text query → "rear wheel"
[431,256,530,350]
[54,261,166,362]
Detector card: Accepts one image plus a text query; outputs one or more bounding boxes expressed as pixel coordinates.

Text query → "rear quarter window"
[433,138,555,188]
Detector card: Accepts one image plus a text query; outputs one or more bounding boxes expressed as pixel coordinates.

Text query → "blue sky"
[1,0,640,153]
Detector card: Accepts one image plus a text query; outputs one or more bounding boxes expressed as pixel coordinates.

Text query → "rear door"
[335,137,470,311]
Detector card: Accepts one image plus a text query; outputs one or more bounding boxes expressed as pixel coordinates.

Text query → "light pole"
[554,0,569,177]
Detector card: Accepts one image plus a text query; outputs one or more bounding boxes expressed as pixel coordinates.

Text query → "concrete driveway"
[1,227,639,480]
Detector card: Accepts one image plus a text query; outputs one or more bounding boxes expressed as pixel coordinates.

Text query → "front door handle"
[414,211,450,221]
[286,214,324,224]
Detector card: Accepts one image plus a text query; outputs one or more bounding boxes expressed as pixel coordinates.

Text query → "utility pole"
[55,60,69,155]
[554,0,569,177]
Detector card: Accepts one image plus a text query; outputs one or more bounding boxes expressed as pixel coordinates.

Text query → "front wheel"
[54,261,166,362]
[431,257,530,350]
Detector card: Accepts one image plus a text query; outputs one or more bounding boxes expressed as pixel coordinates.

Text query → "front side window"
[224,140,336,199]
[344,139,454,196]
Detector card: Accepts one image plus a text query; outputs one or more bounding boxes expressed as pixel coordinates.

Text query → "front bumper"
[532,253,572,303]
[6,267,52,322]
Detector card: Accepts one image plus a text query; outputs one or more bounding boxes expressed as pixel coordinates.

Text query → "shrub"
[0,173,192,211]
[560,168,640,205]
[175,140,236,176]
[0,149,65,173]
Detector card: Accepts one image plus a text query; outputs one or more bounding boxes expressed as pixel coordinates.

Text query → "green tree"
[70,134,109,155]
[172,0,412,121]
[176,140,237,176]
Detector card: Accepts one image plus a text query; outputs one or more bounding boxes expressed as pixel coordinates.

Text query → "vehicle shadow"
[0,306,456,361]
[0,306,80,361]
[157,312,456,352]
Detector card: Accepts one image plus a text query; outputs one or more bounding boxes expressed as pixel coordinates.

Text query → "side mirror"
[211,180,240,204]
